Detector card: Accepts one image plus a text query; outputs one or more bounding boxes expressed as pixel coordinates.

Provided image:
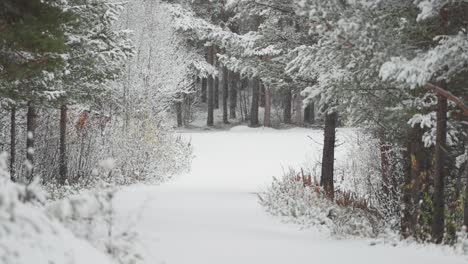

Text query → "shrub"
[259,169,383,238]
[46,184,145,264]
[0,152,113,264]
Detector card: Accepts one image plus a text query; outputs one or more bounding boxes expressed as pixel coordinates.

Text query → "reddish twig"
[425,82,468,115]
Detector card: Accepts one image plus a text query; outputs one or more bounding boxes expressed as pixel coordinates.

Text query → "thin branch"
[252,1,295,14]
[307,135,323,146]
[425,82,468,115]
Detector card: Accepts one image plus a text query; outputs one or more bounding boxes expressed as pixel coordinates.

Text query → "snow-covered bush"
[335,131,402,229]
[0,107,192,189]
[46,184,145,264]
[259,169,382,238]
[0,152,113,264]
[300,130,402,232]
[455,227,468,254]
[104,115,193,185]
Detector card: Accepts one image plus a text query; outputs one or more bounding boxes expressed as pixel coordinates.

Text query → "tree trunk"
[222,67,229,124]
[207,46,214,127]
[229,71,238,119]
[241,78,249,120]
[283,89,292,124]
[463,116,468,227]
[431,7,450,243]
[401,131,415,239]
[304,102,315,124]
[214,46,219,109]
[401,126,428,238]
[250,77,260,127]
[464,142,468,227]
[10,106,16,182]
[259,83,265,108]
[183,92,192,125]
[59,104,68,185]
[295,92,303,126]
[207,76,214,126]
[432,93,448,243]
[176,101,183,127]
[264,87,272,127]
[201,78,207,103]
[26,103,37,182]
[215,76,219,109]
[321,111,337,199]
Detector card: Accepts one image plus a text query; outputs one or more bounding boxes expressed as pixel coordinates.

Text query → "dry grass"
[292,169,372,212]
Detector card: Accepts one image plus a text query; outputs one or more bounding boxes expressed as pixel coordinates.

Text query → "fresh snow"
[114,126,467,264]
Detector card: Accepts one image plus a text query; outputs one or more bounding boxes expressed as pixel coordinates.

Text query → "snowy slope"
[0,152,114,264]
[114,126,467,264]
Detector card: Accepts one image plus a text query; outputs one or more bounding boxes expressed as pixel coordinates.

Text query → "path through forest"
[115,126,466,264]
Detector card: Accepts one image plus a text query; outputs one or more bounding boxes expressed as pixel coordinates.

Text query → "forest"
[0,0,467,263]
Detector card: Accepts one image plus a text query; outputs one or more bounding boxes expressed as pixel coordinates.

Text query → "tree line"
[167,0,467,243]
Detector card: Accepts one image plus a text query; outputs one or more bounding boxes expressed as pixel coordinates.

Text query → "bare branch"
[252,1,295,14]
[425,83,468,115]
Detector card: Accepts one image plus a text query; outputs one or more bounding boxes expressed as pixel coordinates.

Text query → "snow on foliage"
[115,0,205,113]
[380,31,468,88]
[41,114,193,192]
[59,0,135,106]
[259,129,404,238]
[259,169,381,238]
[0,152,114,264]
[46,184,145,264]
[414,0,467,21]
[407,112,460,147]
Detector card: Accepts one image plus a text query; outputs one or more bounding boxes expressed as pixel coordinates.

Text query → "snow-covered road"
[115,127,467,264]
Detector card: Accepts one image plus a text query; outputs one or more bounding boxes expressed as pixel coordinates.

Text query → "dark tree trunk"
[201,47,208,103]
[26,103,36,182]
[464,141,468,227]
[401,128,416,239]
[283,89,292,124]
[241,78,249,120]
[176,101,183,127]
[259,82,265,107]
[250,77,260,127]
[207,76,214,126]
[304,102,315,124]
[59,104,68,185]
[321,111,337,199]
[215,76,219,109]
[183,92,192,125]
[464,116,468,227]
[222,67,229,124]
[10,106,16,182]
[229,71,238,119]
[207,46,214,127]
[201,78,207,103]
[295,92,302,126]
[214,46,219,109]
[431,7,450,243]
[401,126,428,238]
[264,87,271,127]
[432,93,448,243]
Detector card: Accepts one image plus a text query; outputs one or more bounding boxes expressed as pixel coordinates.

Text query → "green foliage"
[56,0,135,108]
[1,7,66,52]
[0,0,134,109]
[417,191,434,241]
[0,0,68,79]
[0,0,70,106]
[445,188,465,244]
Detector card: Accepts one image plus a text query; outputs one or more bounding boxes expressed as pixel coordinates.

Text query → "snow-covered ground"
[114,126,467,264]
